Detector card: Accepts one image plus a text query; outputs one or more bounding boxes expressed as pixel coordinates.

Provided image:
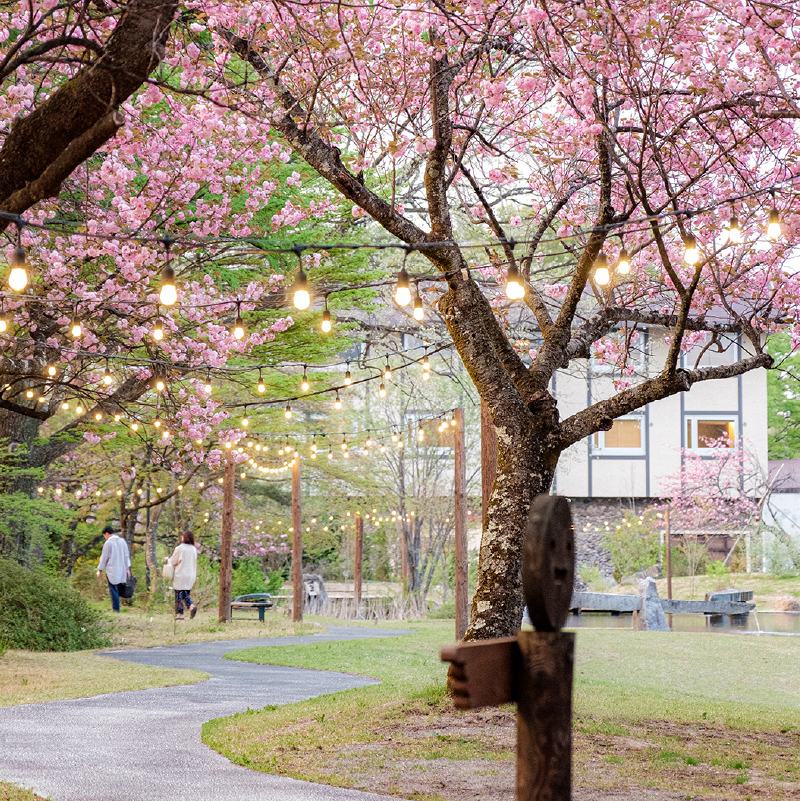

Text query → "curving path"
[0,626,414,801]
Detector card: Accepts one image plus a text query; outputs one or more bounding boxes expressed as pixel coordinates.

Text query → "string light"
[159,239,177,306]
[152,316,164,341]
[616,244,631,275]
[0,307,7,333]
[327,451,333,460]
[505,263,525,300]
[365,434,373,448]
[155,379,165,392]
[334,392,342,410]
[593,251,610,285]
[301,366,310,392]
[204,369,213,394]
[384,359,392,381]
[683,219,699,265]
[8,224,28,292]
[292,262,311,310]
[417,425,424,441]
[70,308,82,338]
[767,191,781,240]
[379,382,386,398]
[727,208,741,244]
[284,403,292,419]
[103,361,113,385]
[257,369,265,393]
[47,364,57,377]
[241,410,249,427]
[394,259,412,306]
[344,362,352,385]
[413,282,424,321]
[233,302,245,340]
[341,435,348,451]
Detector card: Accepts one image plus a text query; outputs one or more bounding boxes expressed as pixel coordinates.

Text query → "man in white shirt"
[96,525,131,612]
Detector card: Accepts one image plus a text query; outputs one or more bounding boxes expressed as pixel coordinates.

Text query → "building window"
[592,415,645,455]
[685,416,737,450]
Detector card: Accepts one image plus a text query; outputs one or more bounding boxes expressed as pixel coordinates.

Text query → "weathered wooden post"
[292,454,303,623]
[218,452,234,623]
[453,407,468,640]
[442,495,575,801]
[354,512,363,607]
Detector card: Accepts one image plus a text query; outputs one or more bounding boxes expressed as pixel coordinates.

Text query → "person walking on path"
[166,530,198,619]
[96,525,131,613]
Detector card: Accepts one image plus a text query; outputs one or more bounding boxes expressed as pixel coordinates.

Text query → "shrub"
[427,602,455,620]
[231,558,270,597]
[601,512,662,577]
[579,564,610,591]
[0,558,110,651]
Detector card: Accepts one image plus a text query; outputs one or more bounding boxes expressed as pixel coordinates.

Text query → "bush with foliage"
[601,511,663,580]
[231,558,282,597]
[0,558,110,651]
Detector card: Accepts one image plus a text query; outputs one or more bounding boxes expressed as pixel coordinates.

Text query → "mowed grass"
[202,623,800,798]
[0,649,208,707]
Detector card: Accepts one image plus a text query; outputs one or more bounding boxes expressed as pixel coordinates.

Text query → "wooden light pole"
[218,451,234,623]
[354,512,363,606]
[454,407,468,640]
[292,454,303,623]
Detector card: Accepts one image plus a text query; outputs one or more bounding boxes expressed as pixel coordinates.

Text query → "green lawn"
[202,622,800,800]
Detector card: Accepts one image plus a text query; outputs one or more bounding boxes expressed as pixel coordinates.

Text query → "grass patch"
[0,649,208,707]
[98,606,322,649]
[0,783,48,800]
[202,624,800,801]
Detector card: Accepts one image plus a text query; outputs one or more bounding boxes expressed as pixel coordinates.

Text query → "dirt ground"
[316,708,800,801]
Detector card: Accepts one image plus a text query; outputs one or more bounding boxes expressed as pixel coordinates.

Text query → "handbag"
[163,562,175,581]
[119,575,137,599]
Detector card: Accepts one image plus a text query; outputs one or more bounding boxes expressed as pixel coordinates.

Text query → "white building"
[552,329,769,499]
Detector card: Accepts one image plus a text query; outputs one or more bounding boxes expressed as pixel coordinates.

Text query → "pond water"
[566,611,800,635]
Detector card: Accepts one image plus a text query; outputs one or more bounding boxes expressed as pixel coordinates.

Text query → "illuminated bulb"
[413,290,424,321]
[159,265,177,306]
[327,451,333,460]
[95,412,102,421]
[767,207,781,240]
[155,379,165,392]
[241,415,249,427]
[292,268,310,309]
[0,316,6,333]
[398,439,404,449]
[241,472,246,479]
[61,402,69,410]
[422,370,430,381]
[301,369,310,392]
[727,215,741,244]
[285,403,292,419]
[683,233,699,265]
[225,440,232,448]
[321,309,332,333]
[505,263,525,299]
[343,451,350,459]
[37,486,43,493]
[37,396,45,404]
[593,251,610,285]
[154,419,161,428]
[47,365,57,377]
[257,374,265,393]
[204,380,212,394]
[417,427,424,441]
[366,436,373,448]
[71,318,82,338]
[616,249,631,275]
[384,361,392,381]
[162,430,169,439]
[450,415,457,427]
[334,392,342,410]
[363,449,369,456]
[379,382,386,398]
[131,422,138,431]
[114,415,120,422]
[152,320,164,341]
[25,389,33,399]
[56,488,61,496]
[394,267,412,306]
[341,437,348,450]
[344,365,352,385]
[103,368,112,385]
[9,246,29,292]
[233,311,245,340]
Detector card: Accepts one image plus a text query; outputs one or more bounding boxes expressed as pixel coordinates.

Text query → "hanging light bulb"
[233,309,245,340]
[384,359,392,381]
[341,436,348,450]
[344,363,352,385]
[505,263,525,300]
[257,370,265,393]
[380,443,386,454]
[25,389,33,398]
[391,431,399,442]
[103,362,113,385]
[130,422,138,431]
[70,309,82,339]
[423,352,430,371]
[301,366,310,392]
[311,438,317,453]
[394,265,412,306]
[413,283,424,321]
[727,211,741,245]
[8,240,29,292]
[75,405,84,415]
[204,369,212,394]
[334,392,342,410]
[417,425,424,442]
[47,364,57,378]
[593,251,610,285]
[155,379,165,392]
[616,248,631,275]
[767,197,781,240]
[152,317,164,341]
[683,232,699,265]
[159,240,178,306]
[379,382,386,398]
[285,403,292,419]
[241,412,249,427]
[321,300,332,333]
[292,267,310,309]
[327,451,333,460]
[366,434,373,448]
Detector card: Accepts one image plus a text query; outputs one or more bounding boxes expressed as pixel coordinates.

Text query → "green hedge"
[0,558,110,651]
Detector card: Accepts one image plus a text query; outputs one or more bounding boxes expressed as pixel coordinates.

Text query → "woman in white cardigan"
[165,530,198,619]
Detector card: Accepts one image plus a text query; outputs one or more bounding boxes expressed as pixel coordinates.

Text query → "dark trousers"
[107,580,124,612]
[175,589,194,614]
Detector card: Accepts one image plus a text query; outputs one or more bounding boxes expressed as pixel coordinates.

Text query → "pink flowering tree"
[185,0,800,637]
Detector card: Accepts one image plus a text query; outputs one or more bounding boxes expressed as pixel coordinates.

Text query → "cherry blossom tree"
[191,0,800,637]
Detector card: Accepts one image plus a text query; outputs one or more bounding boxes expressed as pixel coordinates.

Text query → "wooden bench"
[230,593,273,622]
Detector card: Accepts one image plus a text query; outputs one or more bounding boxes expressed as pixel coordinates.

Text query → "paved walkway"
[0,626,414,801]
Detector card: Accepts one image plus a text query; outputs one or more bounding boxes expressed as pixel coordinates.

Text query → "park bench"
[230,593,273,622]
